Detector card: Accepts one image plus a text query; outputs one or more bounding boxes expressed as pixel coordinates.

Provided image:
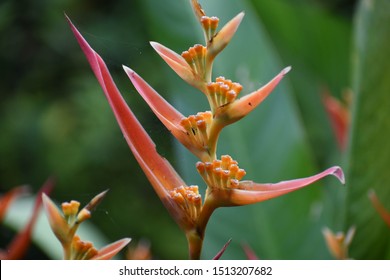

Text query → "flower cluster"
[42,190,130,260]
[67,0,344,259]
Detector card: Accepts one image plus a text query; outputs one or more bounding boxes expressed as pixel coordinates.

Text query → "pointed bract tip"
[123,65,136,82]
[101,188,110,196]
[228,11,245,27]
[212,238,232,260]
[122,65,134,74]
[237,11,245,21]
[64,13,74,27]
[41,192,49,202]
[150,41,163,52]
[92,237,132,260]
[368,189,376,199]
[85,189,109,212]
[321,226,332,235]
[209,11,245,57]
[332,166,345,185]
[283,66,292,75]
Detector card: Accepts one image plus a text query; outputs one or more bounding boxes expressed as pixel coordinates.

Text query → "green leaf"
[345,0,390,259]
[248,0,353,240]
[249,0,352,168]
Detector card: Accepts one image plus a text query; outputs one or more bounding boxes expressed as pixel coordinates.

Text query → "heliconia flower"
[190,0,244,58]
[0,178,54,260]
[150,11,244,91]
[206,76,243,112]
[116,48,342,246]
[206,12,245,60]
[150,42,206,92]
[69,235,131,260]
[42,190,108,248]
[181,44,208,81]
[322,226,355,260]
[197,155,345,207]
[368,189,390,227]
[67,16,203,234]
[200,16,219,43]
[43,189,130,260]
[217,66,291,125]
[70,235,98,260]
[123,66,289,161]
[322,90,351,151]
[123,66,214,161]
[42,194,76,245]
[67,8,345,259]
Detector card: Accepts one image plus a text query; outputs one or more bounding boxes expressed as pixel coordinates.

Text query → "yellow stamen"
[180,111,213,152]
[181,44,207,79]
[62,200,80,225]
[201,16,220,42]
[170,186,202,222]
[197,155,246,190]
[207,77,243,110]
[71,235,98,260]
[62,200,80,217]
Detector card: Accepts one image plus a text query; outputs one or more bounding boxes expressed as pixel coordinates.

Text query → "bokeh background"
[1,0,389,259]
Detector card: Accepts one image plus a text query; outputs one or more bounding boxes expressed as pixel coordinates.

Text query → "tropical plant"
[67,0,345,259]
[1,0,389,260]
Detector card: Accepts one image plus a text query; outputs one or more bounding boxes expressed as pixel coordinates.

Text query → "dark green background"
[1,0,389,259]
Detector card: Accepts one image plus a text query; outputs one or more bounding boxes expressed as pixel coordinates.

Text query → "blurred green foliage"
[1,0,390,259]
